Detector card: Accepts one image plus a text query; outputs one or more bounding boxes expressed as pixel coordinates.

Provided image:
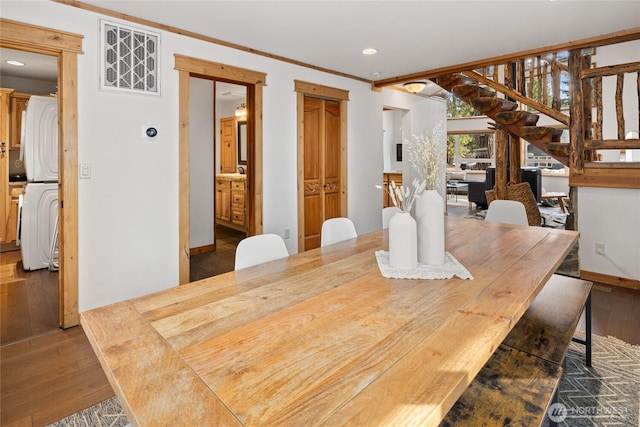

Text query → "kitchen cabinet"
[10,92,30,149]
[382,172,403,208]
[5,184,24,243]
[0,88,12,244]
[216,173,247,231]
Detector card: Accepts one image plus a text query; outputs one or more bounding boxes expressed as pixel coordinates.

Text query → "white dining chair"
[382,206,401,229]
[485,200,528,226]
[321,217,357,247]
[234,233,289,270]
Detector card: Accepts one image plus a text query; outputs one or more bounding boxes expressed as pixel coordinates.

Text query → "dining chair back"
[321,217,357,247]
[234,233,289,270]
[485,200,528,226]
[382,206,401,229]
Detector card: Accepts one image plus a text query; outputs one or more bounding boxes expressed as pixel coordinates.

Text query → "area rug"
[47,335,639,426]
[543,334,640,426]
[47,396,128,427]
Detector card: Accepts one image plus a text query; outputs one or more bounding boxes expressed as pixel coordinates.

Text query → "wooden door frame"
[0,18,83,328]
[295,80,349,251]
[175,54,265,284]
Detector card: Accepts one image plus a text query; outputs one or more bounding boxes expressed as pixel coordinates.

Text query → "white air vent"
[100,20,160,95]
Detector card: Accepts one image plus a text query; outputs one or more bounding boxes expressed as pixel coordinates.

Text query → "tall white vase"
[388,211,418,269]
[415,190,445,265]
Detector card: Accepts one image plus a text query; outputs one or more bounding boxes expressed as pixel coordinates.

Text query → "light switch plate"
[79,162,92,179]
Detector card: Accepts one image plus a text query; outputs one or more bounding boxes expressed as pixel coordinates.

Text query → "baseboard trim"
[580,270,640,291]
[190,243,215,256]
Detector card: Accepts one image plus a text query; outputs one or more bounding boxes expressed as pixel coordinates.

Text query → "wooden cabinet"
[215,178,231,222]
[5,185,23,243]
[220,116,237,173]
[0,88,12,244]
[10,93,30,149]
[215,174,247,231]
[382,172,402,208]
[231,180,245,227]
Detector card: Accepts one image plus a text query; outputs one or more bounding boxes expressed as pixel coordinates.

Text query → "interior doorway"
[175,54,266,284]
[188,78,249,281]
[0,19,82,329]
[0,48,60,344]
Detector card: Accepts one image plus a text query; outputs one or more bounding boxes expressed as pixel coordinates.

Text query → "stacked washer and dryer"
[16,95,59,271]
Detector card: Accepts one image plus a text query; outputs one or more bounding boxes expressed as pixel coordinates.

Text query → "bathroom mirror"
[237,121,247,165]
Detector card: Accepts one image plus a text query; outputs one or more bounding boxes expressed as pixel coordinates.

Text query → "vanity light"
[235,103,247,119]
[403,82,426,94]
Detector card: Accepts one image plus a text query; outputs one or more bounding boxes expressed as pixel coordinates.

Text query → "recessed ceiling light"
[370,71,382,77]
[362,48,378,55]
[6,60,25,66]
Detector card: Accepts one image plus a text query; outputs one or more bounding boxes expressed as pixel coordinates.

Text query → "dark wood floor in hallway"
[1,211,638,426]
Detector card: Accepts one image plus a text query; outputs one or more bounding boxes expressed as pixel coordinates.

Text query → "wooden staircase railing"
[435,47,640,192]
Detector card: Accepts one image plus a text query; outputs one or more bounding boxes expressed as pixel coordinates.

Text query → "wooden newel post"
[509,132,522,185]
[568,49,585,173]
[495,125,509,200]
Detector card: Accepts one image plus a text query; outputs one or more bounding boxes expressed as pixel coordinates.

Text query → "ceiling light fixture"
[403,82,426,94]
[235,103,247,119]
[362,48,378,55]
[6,60,25,66]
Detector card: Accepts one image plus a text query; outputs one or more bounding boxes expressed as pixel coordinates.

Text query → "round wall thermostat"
[146,127,158,138]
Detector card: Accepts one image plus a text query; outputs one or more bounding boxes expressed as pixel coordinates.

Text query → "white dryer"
[19,183,58,271]
[22,95,58,182]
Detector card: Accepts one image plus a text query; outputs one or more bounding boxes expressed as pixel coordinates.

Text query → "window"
[448,133,494,170]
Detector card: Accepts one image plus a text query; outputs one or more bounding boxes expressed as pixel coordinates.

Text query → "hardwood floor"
[1,250,59,346]
[1,213,638,426]
[0,327,113,426]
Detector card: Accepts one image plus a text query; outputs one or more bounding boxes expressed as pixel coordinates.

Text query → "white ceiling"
[80,0,639,82]
[2,1,638,85]
[0,48,58,81]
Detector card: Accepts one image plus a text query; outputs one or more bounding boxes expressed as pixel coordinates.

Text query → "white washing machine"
[22,95,58,182]
[19,183,58,271]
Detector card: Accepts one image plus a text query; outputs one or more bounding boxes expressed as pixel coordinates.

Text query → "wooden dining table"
[81,217,578,426]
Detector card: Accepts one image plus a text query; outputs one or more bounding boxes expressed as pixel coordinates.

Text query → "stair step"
[495,111,539,126]
[520,126,564,142]
[471,97,519,114]
[546,142,570,157]
[434,74,475,90]
[451,84,494,102]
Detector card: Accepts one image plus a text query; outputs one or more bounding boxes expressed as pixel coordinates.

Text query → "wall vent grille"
[100,20,160,95]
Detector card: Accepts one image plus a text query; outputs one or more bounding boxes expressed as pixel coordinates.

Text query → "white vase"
[388,211,418,269]
[415,190,445,265]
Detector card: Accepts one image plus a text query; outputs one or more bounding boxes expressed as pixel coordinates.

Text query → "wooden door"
[0,88,12,244]
[220,116,236,173]
[302,96,341,250]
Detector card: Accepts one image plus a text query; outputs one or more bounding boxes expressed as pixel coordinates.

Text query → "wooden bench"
[440,274,592,426]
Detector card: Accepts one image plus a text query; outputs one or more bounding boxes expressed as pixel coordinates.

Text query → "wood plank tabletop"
[80,217,578,426]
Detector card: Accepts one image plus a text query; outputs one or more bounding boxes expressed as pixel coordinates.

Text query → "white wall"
[189,77,214,249]
[578,40,640,280]
[2,1,442,310]
[382,109,406,173]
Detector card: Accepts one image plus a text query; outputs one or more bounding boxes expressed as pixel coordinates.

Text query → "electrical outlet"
[284,228,290,239]
[595,243,605,256]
